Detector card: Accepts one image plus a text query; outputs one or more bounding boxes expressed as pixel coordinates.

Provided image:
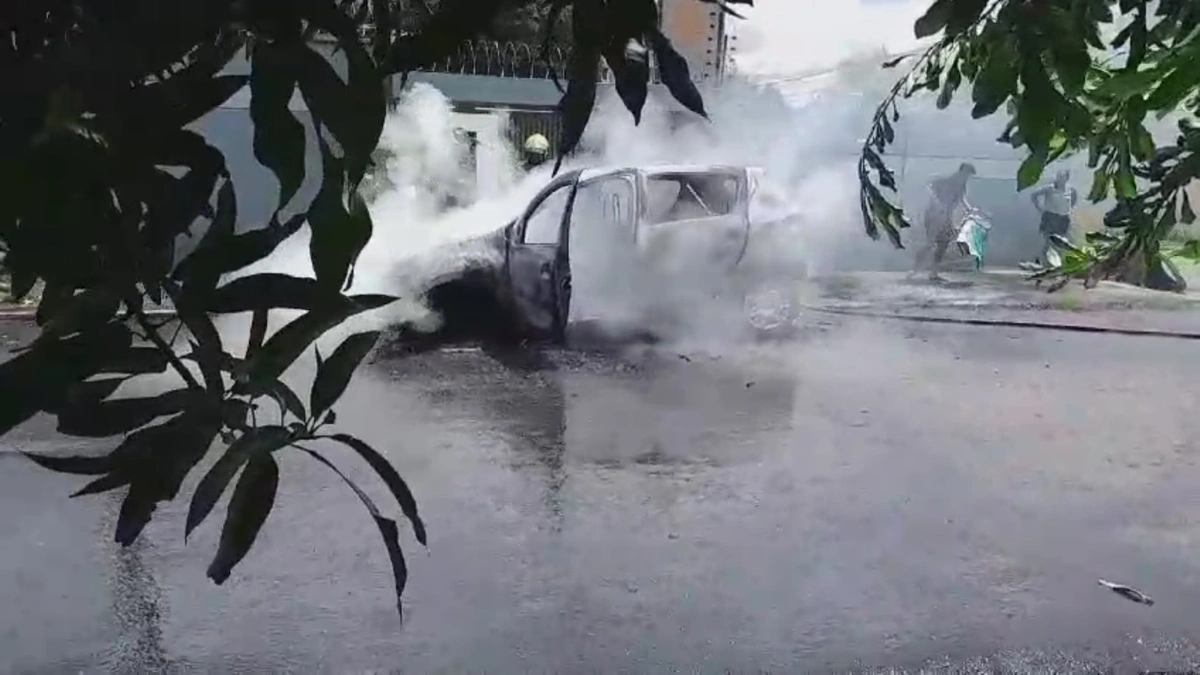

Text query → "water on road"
[4,316,1200,673]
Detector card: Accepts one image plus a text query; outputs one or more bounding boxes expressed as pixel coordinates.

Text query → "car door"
[637,170,747,275]
[567,173,638,324]
[507,178,578,336]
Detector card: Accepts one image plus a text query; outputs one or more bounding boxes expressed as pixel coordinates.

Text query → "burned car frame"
[417,164,808,347]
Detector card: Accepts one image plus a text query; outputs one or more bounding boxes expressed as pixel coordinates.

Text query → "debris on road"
[1098,579,1154,606]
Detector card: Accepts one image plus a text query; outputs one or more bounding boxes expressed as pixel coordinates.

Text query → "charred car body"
[417,164,808,346]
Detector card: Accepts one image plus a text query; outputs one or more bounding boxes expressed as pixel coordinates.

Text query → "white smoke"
[213,0,961,359]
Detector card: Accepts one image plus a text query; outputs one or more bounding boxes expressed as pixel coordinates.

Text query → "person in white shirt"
[1030,170,1078,267]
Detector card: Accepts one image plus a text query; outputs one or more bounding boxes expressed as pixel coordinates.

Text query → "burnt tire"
[742,283,798,339]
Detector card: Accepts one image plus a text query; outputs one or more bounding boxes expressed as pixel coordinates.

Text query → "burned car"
[418,164,808,346]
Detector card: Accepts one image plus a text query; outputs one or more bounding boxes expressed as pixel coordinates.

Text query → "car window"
[573,177,636,231]
[523,185,571,245]
[644,173,740,225]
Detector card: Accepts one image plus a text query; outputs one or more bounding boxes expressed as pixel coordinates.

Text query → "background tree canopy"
[1,0,747,617]
[859,0,1200,290]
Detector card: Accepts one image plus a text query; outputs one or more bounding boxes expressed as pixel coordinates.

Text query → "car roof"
[576,164,753,183]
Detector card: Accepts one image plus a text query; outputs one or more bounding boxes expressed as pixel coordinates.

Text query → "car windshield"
[643,172,740,225]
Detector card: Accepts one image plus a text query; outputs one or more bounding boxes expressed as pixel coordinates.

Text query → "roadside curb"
[804,304,1200,340]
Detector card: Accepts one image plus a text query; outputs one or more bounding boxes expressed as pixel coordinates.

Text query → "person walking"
[1029,169,1078,268]
[910,162,976,282]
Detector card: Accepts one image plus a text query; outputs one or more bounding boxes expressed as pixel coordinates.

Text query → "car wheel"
[743,284,796,337]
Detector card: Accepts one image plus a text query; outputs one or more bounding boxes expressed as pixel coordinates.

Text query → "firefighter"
[522,133,551,171]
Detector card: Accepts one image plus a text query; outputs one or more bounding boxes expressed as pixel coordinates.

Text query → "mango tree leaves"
[553,0,603,173]
[208,453,280,584]
[307,134,375,292]
[240,293,395,396]
[648,28,707,120]
[10,0,742,620]
[0,323,133,435]
[860,0,1200,289]
[206,273,392,313]
[324,433,427,546]
[187,425,292,540]
[549,0,717,173]
[250,41,307,214]
[299,443,416,617]
[310,331,380,421]
[56,388,200,438]
[914,0,987,38]
[295,34,386,188]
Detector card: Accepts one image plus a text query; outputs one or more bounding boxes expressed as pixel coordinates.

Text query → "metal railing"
[419,39,571,79]
[414,38,675,83]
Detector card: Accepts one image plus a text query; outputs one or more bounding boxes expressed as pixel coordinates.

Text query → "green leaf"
[113,410,223,546]
[1128,6,1148,68]
[35,287,122,343]
[914,0,953,38]
[299,447,410,616]
[242,295,395,396]
[308,140,374,292]
[24,451,116,476]
[1088,168,1111,202]
[207,453,279,584]
[970,41,1017,118]
[172,178,239,295]
[264,379,308,421]
[209,273,395,316]
[310,331,379,420]
[1017,152,1048,190]
[177,301,227,398]
[936,61,962,109]
[1115,155,1137,199]
[1176,239,1200,261]
[187,425,291,540]
[646,28,706,120]
[56,388,198,438]
[250,41,307,214]
[1131,123,1156,162]
[0,323,133,435]
[1085,231,1120,245]
[326,433,427,546]
[945,0,987,36]
[1182,192,1196,224]
[1016,59,1058,155]
[127,74,249,136]
[1092,68,1161,100]
[1050,38,1090,95]
[296,42,385,187]
[1145,66,1195,112]
[1157,202,1178,232]
[208,273,337,313]
[175,213,306,287]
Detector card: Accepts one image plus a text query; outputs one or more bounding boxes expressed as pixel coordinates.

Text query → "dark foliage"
[860,0,1200,289]
[3,0,749,617]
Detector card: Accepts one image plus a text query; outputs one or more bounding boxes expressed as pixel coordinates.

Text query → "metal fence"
[422,39,571,79]
[505,109,564,155]
[417,38,672,83]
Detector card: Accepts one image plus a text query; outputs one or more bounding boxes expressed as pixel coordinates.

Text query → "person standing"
[910,162,976,282]
[1030,169,1078,268]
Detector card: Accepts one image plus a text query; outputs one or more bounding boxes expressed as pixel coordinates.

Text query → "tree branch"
[124,292,204,391]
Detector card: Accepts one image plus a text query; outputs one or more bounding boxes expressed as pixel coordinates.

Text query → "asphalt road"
[4,315,1200,673]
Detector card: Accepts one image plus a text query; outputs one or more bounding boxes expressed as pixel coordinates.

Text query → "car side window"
[573,177,635,231]
[523,185,571,245]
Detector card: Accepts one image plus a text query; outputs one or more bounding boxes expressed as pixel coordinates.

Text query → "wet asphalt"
[4,314,1200,673]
